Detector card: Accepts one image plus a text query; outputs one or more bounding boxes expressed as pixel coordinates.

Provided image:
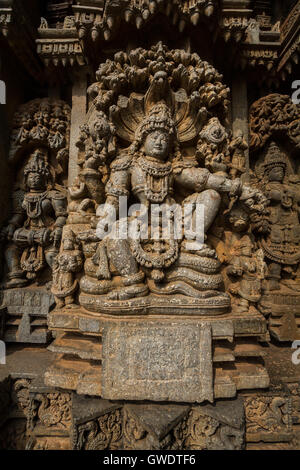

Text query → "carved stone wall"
[0,0,300,451]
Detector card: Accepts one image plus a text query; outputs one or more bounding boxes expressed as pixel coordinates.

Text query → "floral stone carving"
[45,43,270,402]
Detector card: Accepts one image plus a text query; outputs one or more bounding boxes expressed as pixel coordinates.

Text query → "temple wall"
[0,0,300,451]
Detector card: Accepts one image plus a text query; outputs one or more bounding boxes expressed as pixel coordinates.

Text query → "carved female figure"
[51,230,83,308]
[227,236,266,313]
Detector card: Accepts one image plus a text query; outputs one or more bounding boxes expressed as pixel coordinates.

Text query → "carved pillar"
[68,68,88,187]
[231,76,250,179]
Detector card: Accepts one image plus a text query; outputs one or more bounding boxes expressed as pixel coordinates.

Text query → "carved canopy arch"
[249,93,300,152]
[77,42,230,174]
[9,98,71,184]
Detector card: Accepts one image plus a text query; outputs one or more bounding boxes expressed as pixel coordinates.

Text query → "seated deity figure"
[1,148,67,288]
[79,103,261,309]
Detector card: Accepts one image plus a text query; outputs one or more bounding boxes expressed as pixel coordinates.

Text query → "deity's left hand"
[51,227,63,249]
[240,184,267,212]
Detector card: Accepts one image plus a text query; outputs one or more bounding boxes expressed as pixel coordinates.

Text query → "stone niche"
[44,43,270,404]
[0,98,70,344]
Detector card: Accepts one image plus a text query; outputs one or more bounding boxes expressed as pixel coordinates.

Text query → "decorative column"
[68,68,88,186]
[231,76,250,179]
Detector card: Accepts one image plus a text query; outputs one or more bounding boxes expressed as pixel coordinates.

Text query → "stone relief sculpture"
[0,98,70,343]
[228,130,248,179]
[1,148,67,288]
[249,94,300,341]
[2,0,300,453]
[227,236,266,314]
[66,42,265,316]
[51,230,83,308]
[256,142,300,292]
[43,43,271,404]
[71,401,244,451]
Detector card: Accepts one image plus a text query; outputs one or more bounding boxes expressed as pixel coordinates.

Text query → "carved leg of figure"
[64,295,77,309]
[54,296,65,309]
[235,298,249,314]
[181,190,221,257]
[106,238,149,300]
[267,263,281,291]
[4,244,28,288]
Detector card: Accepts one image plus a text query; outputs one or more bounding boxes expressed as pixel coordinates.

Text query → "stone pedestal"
[45,308,270,400]
[102,320,213,403]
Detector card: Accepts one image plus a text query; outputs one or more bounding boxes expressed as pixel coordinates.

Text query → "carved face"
[26,172,46,190]
[143,130,170,160]
[267,166,284,182]
[228,206,249,233]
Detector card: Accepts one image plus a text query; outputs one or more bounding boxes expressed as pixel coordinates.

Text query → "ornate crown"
[136,103,175,141]
[24,149,50,177]
[263,141,287,173]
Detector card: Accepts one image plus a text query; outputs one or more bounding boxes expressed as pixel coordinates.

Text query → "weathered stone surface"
[3,288,54,316]
[125,403,190,442]
[102,320,213,403]
[70,398,244,450]
[2,288,54,343]
[45,355,102,397]
[48,332,102,361]
[1,0,300,451]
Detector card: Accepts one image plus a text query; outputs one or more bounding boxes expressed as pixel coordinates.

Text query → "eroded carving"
[250,94,300,340]
[245,396,292,436]
[180,408,244,450]
[74,409,122,450]
[51,230,83,308]
[28,392,71,431]
[67,43,265,316]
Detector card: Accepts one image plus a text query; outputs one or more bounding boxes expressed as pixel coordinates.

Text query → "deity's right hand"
[0,224,16,241]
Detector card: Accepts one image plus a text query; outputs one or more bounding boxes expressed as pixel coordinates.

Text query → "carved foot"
[232,299,250,314]
[182,241,217,259]
[4,277,28,289]
[64,296,77,309]
[64,303,78,309]
[54,298,65,309]
[107,284,149,300]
